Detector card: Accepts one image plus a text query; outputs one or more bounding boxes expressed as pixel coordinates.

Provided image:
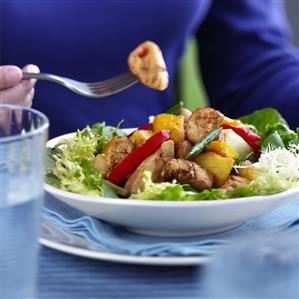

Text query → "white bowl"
[45,133,299,237]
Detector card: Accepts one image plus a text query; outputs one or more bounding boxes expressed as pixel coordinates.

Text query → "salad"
[46,102,299,200]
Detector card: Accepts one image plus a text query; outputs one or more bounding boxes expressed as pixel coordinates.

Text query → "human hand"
[0,64,39,107]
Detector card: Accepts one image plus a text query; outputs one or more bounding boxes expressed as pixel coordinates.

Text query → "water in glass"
[0,105,48,299]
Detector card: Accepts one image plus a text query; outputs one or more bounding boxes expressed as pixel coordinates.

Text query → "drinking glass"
[0,104,49,299]
[201,231,299,299]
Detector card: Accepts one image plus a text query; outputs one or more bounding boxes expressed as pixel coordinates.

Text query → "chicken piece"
[124,140,174,194]
[186,107,224,144]
[164,159,214,191]
[128,41,168,91]
[175,140,192,159]
[102,136,135,172]
[221,175,250,192]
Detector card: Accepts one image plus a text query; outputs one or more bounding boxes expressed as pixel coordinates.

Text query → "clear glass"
[0,105,49,299]
[201,231,299,299]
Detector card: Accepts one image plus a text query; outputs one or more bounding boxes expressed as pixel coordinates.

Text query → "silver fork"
[22,71,138,98]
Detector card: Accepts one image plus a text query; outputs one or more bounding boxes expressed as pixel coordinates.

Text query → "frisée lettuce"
[46,123,124,196]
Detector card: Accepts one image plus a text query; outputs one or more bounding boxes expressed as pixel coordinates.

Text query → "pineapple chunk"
[206,140,238,160]
[194,151,234,187]
[152,113,185,144]
[222,116,241,126]
[237,161,263,181]
[132,129,154,146]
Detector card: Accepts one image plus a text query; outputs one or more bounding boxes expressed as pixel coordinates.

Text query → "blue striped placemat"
[37,247,204,299]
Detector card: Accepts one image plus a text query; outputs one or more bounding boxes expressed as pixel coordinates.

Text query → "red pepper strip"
[139,123,153,130]
[107,130,170,184]
[138,47,149,58]
[222,123,261,153]
[127,123,153,137]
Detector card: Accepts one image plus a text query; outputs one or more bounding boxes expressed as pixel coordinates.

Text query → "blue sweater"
[1,0,298,137]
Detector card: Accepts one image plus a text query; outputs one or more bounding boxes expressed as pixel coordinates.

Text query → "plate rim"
[39,237,210,266]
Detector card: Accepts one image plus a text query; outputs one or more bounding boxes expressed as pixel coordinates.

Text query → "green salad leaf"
[130,172,186,200]
[228,187,260,198]
[45,173,61,189]
[261,131,286,151]
[240,108,299,150]
[130,172,261,201]
[102,180,119,198]
[240,108,288,137]
[45,147,59,174]
[45,147,61,188]
[130,172,271,200]
[102,180,128,198]
[184,189,229,201]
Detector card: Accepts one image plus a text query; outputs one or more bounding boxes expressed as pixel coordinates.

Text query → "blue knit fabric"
[2,0,299,139]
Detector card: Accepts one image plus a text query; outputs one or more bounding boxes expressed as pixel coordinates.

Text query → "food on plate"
[205,140,238,160]
[186,107,224,144]
[152,113,185,144]
[193,151,234,187]
[125,140,174,194]
[221,175,250,192]
[128,41,168,91]
[107,130,170,185]
[175,140,192,159]
[163,159,214,191]
[237,161,263,181]
[46,104,299,201]
[131,129,154,146]
[101,135,135,173]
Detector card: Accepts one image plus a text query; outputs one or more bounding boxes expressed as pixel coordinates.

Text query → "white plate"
[45,132,299,237]
[39,219,209,266]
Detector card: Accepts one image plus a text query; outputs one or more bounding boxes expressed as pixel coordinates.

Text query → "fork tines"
[88,72,138,93]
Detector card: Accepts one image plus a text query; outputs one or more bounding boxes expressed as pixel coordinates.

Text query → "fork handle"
[22,72,64,84]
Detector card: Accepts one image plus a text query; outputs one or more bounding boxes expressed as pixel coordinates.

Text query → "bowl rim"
[45,131,299,207]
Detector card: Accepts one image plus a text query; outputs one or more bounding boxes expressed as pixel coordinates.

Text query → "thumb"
[0,66,22,90]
